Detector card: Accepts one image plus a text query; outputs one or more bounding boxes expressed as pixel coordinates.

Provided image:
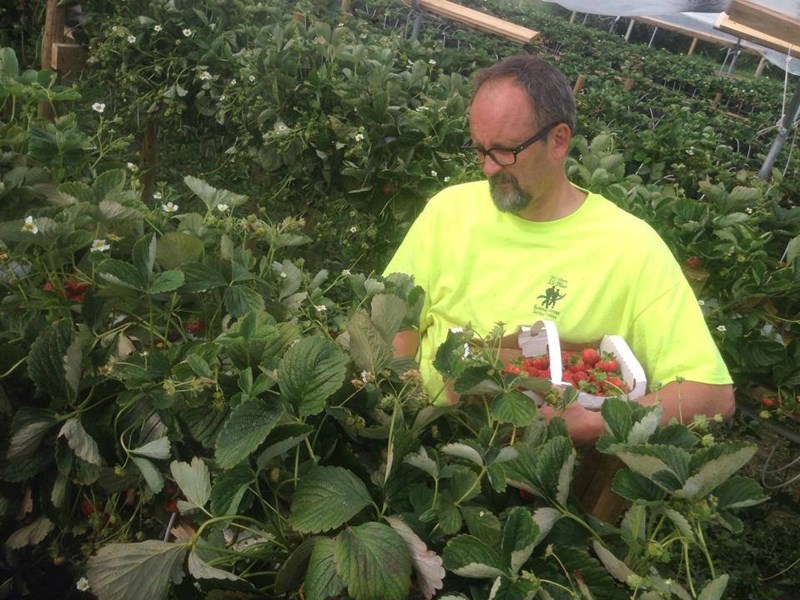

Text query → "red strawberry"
[82,501,96,516]
[685,256,701,268]
[185,317,205,334]
[503,364,522,375]
[528,356,549,370]
[166,498,179,513]
[596,358,619,372]
[567,357,586,372]
[572,370,589,383]
[538,369,551,379]
[581,348,600,367]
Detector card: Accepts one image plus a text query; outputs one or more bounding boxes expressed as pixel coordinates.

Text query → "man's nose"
[481,153,504,178]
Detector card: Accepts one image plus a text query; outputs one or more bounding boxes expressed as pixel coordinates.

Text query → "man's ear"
[550,123,572,159]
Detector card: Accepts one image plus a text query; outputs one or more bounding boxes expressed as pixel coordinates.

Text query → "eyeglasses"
[466,121,562,166]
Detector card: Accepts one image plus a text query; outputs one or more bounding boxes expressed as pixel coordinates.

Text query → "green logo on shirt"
[534,276,568,318]
[537,285,566,309]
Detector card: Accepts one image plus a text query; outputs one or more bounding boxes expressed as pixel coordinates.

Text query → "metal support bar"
[625,19,635,42]
[410,0,423,40]
[759,77,800,179]
[648,26,658,48]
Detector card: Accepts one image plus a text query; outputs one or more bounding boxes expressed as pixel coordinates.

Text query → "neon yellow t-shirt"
[384,181,731,401]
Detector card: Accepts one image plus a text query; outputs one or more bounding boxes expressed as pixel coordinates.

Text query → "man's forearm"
[638,380,736,424]
[392,330,420,358]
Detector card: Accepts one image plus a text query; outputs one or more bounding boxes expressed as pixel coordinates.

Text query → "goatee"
[489,173,531,213]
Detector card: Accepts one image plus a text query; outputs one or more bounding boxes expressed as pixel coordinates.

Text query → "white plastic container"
[517,320,647,411]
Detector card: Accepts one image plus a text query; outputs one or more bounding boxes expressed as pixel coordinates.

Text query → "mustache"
[489,173,519,187]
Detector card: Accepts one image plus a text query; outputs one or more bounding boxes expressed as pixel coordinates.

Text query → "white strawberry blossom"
[216,203,229,212]
[249,75,256,82]
[92,102,105,113]
[161,202,179,213]
[354,133,364,142]
[182,28,192,37]
[76,577,90,592]
[153,191,162,200]
[154,24,162,32]
[127,35,136,43]
[716,325,726,332]
[91,239,111,253]
[21,216,38,234]
[198,71,212,81]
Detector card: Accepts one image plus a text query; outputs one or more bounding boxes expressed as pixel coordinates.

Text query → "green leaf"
[5,407,58,460]
[288,466,372,533]
[0,47,19,77]
[59,181,93,204]
[334,522,412,600]
[698,574,729,600]
[713,476,768,509]
[591,540,637,584]
[441,442,483,466]
[347,311,393,374]
[131,456,164,494]
[180,262,228,292]
[612,445,691,483]
[674,445,757,499]
[131,438,171,460]
[92,169,126,202]
[183,175,218,209]
[224,285,265,317]
[96,199,141,222]
[278,336,348,418]
[28,319,76,405]
[442,534,507,578]
[491,389,538,426]
[370,294,407,343]
[58,418,101,466]
[86,540,188,600]
[214,398,283,469]
[170,457,211,511]
[133,235,157,278]
[97,259,147,291]
[404,446,439,479]
[305,538,345,600]
[386,516,445,600]
[489,577,539,600]
[501,507,539,573]
[537,436,575,505]
[256,424,313,470]
[155,232,205,270]
[627,408,662,444]
[149,270,185,295]
[187,548,241,581]
[460,506,502,546]
[6,517,53,549]
[611,470,666,503]
[210,462,253,516]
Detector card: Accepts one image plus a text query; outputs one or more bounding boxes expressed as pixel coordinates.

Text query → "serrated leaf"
[370,294,406,343]
[5,407,58,460]
[674,445,756,499]
[184,175,217,209]
[28,319,75,405]
[713,476,768,509]
[133,235,157,278]
[335,522,412,600]
[215,398,283,469]
[64,337,82,397]
[288,466,372,534]
[404,446,439,479]
[538,437,575,505]
[187,548,241,581]
[180,262,228,292]
[501,507,539,573]
[442,534,507,578]
[210,462,253,516]
[491,389,538,426]
[611,469,666,503]
[347,311,393,374]
[305,538,345,600]
[131,456,164,494]
[97,199,141,222]
[278,336,348,418]
[86,540,188,600]
[387,516,445,600]
[170,457,211,511]
[97,259,147,290]
[58,418,102,466]
[441,442,483,466]
[256,424,313,470]
[149,270,185,295]
[155,232,205,270]
[627,408,662,444]
[224,285,265,317]
[663,507,696,541]
[131,438,171,460]
[5,517,53,549]
[92,169,126,202]
[591,541,636,583]
[59,181,93,204]
[461,506,502,546]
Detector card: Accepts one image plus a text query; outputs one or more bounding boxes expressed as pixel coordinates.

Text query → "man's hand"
[392,330,419,358]
[538,381,735,446]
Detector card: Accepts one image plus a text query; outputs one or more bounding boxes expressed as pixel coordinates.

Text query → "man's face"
[468,78,554,215]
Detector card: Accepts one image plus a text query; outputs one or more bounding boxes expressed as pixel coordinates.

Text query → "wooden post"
[572,74,585,95]
[754,56,766,78]
[623,78,633,91]
[573,448,629,523]
[712,91,723,106]
[341,0,352,13]
[569,11,577,25]
[624,19,635,42]
[139,121,159,204]
[687,37,698,56]
[40,0,65,119]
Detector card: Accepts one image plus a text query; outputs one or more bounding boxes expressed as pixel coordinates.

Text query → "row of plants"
[1,0,799,596]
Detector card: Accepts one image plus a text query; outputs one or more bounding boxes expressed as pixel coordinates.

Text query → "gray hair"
[472,55,576,133]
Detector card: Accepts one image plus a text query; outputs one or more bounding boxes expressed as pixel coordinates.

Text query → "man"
[384,55,734,446]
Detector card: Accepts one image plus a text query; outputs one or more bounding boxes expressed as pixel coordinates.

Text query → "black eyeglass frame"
[466,120,563,166]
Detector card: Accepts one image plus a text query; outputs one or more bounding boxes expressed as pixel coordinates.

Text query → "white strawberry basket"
[517,320,647,411]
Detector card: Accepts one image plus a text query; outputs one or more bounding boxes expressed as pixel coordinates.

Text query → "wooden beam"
[41,0,65,72]
[716,13,799,58]
[727,0,800,48]
[51,43,86,73]
[417,0,539,44]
